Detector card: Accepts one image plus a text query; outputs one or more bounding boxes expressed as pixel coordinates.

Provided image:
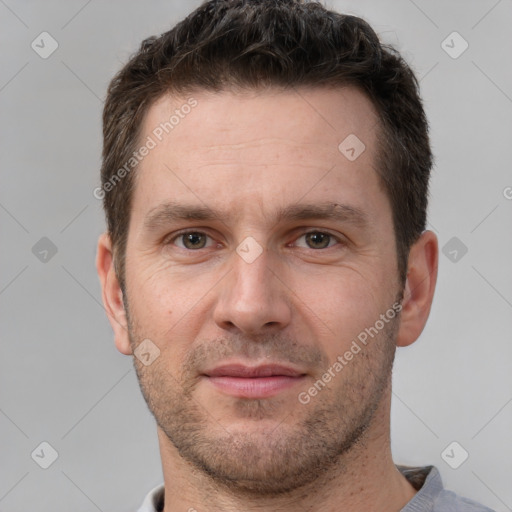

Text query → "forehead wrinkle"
[168,139,339,168]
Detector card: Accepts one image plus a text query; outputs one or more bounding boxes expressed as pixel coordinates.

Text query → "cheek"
[126,260,218,345]
[128,258,194,308]
[291,267,389,353]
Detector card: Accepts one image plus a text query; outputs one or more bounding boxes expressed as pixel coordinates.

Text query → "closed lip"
[203,363,306,378]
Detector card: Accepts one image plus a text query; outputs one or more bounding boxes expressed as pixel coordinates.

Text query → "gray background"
[1,0,511,510]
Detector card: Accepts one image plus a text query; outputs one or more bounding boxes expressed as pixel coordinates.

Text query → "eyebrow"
[143,201,368,232]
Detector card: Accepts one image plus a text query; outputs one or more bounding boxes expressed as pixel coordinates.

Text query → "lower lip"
[206,375,305,398]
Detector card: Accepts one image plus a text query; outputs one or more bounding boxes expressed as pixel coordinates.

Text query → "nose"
[212,244,292,335]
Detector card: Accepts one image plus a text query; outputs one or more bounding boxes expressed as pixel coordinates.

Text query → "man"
[96,1,494,511]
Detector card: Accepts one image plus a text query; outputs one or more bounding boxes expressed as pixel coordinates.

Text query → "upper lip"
[203,364,306,378]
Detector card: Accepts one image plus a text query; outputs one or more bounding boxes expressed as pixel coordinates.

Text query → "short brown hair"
[100,0,432,291]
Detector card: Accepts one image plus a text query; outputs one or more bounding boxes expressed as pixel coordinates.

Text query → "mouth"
[202,363,307,399]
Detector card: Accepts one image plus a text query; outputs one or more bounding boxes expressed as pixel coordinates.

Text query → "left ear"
[396,230,438,347]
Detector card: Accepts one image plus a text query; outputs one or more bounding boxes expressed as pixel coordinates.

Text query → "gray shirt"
[137,465,495,512]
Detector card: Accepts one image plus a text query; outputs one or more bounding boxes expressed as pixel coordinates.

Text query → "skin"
[97,86,438,512]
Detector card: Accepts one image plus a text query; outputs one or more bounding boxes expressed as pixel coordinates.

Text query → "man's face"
[122,87,403,494]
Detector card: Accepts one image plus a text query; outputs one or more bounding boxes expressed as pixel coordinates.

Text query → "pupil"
[307,232,329,249]
[185,233,205,248]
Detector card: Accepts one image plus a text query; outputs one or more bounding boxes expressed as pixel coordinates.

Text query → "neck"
[159,390,417,512]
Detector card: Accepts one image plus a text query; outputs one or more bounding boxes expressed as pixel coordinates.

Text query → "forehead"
[130,86,387,227]
[142,85,378,156]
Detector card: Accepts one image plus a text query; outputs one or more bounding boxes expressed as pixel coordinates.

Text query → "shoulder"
[397,465,496,512]
[433,489,496,512]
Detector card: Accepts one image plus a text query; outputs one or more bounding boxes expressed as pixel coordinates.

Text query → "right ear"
[96,233,132,355]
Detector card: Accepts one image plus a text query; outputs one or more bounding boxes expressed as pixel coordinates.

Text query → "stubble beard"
[126,308,398,497]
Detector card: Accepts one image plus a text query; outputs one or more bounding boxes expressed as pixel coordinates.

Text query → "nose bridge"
[213,243,291,333]
[233,245,272,301]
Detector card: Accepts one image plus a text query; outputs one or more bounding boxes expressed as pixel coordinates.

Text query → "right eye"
[171,231,214,250]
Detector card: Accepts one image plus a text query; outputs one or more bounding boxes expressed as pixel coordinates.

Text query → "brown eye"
[177,232,209,249]
[304,232,332,249]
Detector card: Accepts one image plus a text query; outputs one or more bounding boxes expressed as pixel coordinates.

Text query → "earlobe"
[396,230,438,348]
[96,233,132,355]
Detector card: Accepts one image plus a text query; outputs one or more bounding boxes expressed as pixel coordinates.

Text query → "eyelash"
[166,229,344,251]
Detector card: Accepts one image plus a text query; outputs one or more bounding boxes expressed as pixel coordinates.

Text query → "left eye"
[295,231,338,249]
[173,232,213,250]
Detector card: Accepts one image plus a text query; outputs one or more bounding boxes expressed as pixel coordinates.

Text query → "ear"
[96,233,132,355]
[396,230,438,347]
